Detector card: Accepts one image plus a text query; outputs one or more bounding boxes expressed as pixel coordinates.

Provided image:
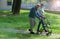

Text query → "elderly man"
[29,4,40,34]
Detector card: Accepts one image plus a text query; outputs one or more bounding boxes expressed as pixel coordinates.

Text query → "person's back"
[29,7,37,18]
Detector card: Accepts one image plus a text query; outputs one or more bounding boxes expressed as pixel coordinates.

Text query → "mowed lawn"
[0,10,60,39]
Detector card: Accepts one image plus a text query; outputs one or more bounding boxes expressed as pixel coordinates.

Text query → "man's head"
[35,3,43,8]
[35,4,40,8]
[40,4,44,7]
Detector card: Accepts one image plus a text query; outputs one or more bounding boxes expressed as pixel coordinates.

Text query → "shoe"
[46,31,52,36]
[29,29,31,31]
[45,30,48,32]
[45,30,49,36]
[36,30,42,34]
[29,29,35,34]
[30,32,35,34]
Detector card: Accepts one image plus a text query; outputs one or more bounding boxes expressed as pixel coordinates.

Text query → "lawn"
[0,10,60,39]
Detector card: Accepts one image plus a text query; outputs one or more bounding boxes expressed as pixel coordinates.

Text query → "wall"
[0,0,38,10]
[0,0,12,10]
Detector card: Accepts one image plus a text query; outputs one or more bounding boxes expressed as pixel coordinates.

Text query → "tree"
[12,0,21,15]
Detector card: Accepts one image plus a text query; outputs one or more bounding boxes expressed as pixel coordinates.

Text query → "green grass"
[0,10,60,39]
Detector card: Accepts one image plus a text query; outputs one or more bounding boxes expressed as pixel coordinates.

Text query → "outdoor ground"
[0,10,60,39]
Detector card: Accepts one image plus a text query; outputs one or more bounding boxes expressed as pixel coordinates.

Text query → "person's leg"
[36,18,43,34]
[29,18,36,34]
[37,20,41,31]
[41,19,48,32]
[41,19,50,35]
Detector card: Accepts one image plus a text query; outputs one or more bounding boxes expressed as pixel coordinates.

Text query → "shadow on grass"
[0,10,29,16]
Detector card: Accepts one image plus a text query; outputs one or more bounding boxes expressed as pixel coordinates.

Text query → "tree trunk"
[12,0,21,15]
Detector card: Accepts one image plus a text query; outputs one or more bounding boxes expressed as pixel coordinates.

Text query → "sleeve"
[42,7,45,13]
[36,11,43,18]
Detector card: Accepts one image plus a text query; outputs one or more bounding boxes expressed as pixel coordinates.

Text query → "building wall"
[21,3,37,9]
[0,0,38,10]
[0,0,3,10]
[0,0,12,10]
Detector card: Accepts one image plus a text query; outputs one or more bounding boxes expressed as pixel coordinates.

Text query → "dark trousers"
[37,18,47,31]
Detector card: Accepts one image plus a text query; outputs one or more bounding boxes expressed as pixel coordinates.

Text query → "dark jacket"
[29,7,37,18]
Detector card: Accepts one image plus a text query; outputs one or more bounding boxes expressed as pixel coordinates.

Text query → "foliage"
[0,10,60,39]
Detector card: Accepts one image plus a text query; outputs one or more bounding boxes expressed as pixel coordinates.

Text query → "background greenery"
[0,10,60,39]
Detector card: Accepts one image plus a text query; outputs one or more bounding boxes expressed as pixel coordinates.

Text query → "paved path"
[49,34,60,38]
[0,28,60,38]
[0,28,29,34]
